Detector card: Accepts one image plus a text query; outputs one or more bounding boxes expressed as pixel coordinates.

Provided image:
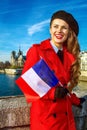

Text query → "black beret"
[50,10,79,36]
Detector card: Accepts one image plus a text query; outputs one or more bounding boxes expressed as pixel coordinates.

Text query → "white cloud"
[28,19,50,36]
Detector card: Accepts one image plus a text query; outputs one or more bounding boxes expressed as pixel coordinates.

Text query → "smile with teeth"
[55,34,63,39]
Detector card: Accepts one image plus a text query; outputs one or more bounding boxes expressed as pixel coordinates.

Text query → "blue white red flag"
[15,59,59,101]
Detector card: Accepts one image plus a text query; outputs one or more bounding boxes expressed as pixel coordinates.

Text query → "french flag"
[15,59,59,101]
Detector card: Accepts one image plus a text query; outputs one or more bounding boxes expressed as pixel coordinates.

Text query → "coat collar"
[40,39,67,53]
[39,39,75,61]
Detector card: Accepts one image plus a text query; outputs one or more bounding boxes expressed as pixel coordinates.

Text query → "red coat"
[22,39,80,130]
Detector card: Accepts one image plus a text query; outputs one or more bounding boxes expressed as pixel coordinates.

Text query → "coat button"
[65,112,68,115]
[53,99,56,102]
[53,113,57,118]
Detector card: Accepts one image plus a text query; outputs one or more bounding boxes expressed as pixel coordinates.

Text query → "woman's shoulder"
[32,39,51,50]
[26,39,50,55]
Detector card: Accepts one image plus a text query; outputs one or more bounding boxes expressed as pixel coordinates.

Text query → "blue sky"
[0,0,87,62]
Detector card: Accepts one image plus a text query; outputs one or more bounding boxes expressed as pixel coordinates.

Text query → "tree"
[0,62,5,69]
[4,61,11,68]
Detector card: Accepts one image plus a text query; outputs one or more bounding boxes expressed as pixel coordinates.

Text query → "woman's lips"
[55,34,63,39]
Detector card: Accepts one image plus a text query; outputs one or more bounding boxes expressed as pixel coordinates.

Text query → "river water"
[0,74,23,97]
[0,74,87,97]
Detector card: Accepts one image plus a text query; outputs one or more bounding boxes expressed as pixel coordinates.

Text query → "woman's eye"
[54,25,58,28]
[62,26,68,30]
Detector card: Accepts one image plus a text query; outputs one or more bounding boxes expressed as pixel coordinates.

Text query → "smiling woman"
[15,10,86,130]
[0,0,87,129]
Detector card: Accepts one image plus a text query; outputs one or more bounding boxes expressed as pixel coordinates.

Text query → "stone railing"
[0,96,31,130]
[0,95,87,130]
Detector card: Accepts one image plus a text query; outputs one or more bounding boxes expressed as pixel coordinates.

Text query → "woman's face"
[50,18,69,48]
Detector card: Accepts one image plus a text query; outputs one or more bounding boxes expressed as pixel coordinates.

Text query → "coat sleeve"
[69,93,80,106]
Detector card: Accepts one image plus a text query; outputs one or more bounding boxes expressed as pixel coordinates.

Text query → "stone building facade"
[11,49,26,67]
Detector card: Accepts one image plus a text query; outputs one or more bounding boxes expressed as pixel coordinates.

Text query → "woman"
[22,10,84,130]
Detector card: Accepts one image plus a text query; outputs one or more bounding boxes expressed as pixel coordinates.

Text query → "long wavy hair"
[66,29,81,90]
[50,11,81,91]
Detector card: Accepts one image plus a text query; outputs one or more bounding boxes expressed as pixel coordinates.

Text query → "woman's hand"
[54,86,69,99]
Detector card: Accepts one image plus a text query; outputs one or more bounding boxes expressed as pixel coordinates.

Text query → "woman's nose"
[57,26,62,32]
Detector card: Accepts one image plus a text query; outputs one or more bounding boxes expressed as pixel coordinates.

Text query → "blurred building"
[11,49,26,67]
[80,51,87,70]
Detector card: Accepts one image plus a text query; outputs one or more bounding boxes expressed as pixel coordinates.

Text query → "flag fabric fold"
[15,59,59,101]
